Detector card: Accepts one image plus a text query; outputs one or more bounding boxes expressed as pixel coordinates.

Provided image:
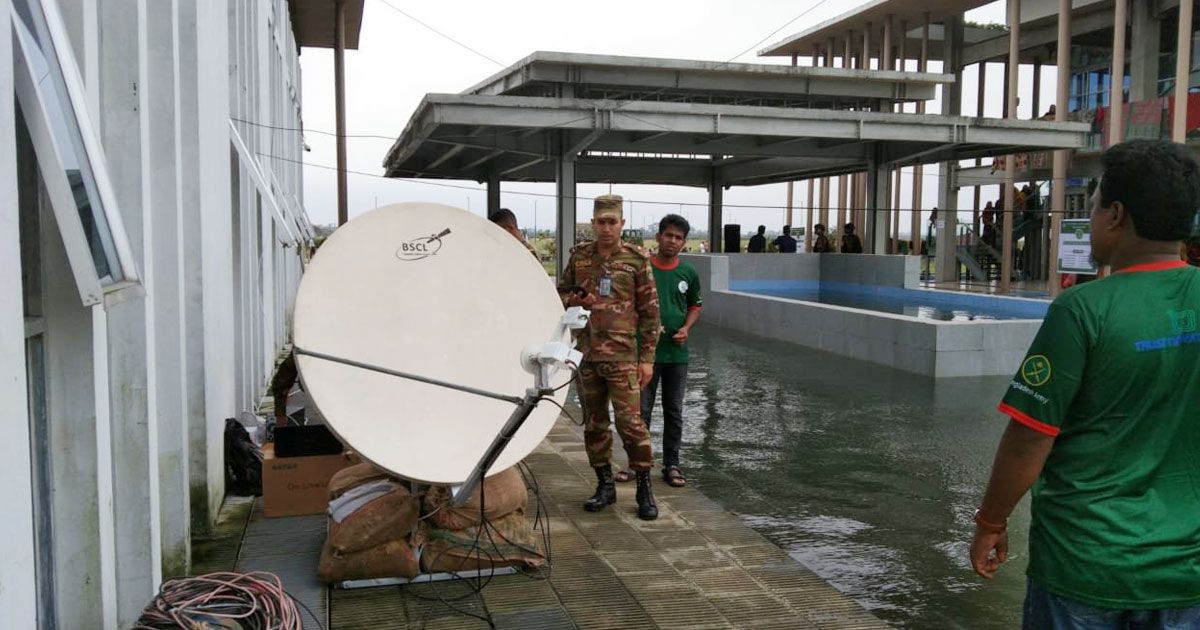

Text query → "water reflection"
[650,324,1030,628]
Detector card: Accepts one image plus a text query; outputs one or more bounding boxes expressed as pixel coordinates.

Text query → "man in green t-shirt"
[617,214,702,488]
[970,140,1200,627]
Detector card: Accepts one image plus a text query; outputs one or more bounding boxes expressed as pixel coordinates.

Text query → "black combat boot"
[635,470,658,520]
[583,464,616,512]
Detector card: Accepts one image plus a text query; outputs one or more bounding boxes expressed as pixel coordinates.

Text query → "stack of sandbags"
[317,463,422,583]
[421,467,545,573]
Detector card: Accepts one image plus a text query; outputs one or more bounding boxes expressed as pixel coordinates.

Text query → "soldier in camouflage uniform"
[558,194,662,520]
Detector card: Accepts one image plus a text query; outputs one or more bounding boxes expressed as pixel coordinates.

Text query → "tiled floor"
[196,417,887,629]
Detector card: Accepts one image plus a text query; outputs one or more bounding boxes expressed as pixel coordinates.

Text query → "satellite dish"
[293,202,577,486]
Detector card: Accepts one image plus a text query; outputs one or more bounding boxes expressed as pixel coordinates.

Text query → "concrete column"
[1172,0,1193,142]
[820,176,831,233]
[486,173,500,215]
[805,179,815,251]
[837,174,848,242]
[1001,0,1021,292]
[786,54,798,225]
[976,62,987,237]
[844,32,853,67]
[1032,60,1042,119]
[100,0,162,621]
[892,169,902,253]
[911,13,929,257]
[1109,0,1128,143]
[866,146,890,253]
[554,155,575,274]
[1049,0,1072,296]
[936,15,964,283]
[0,0,37,622]
[144,0,189,579]
[196,0,234,544]
[1130,0,1163,102]
[708,170,724,253]
[863,23,872,69]
[883,15,894,69]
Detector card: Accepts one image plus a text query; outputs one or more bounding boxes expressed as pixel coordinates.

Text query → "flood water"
[646,324,1031,629]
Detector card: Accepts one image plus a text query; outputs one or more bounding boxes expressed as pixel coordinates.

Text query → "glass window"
[11,0,137,294]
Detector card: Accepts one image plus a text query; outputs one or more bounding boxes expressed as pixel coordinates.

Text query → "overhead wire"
[373,0,506,68]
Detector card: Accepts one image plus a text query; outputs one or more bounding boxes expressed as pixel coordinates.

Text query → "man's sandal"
[614,468,635,483]
[662,466,686,487]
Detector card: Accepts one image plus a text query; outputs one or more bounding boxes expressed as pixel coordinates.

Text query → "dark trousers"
[640,363,688,468]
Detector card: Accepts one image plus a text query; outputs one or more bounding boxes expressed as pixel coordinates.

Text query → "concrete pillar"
[911,13,929,257]
[0,0,38,623]
[1032,60,1042,119]
[863,23,872,69]
[820,176,831,233]
[936,15,964,283]
[866,145,890,253]
[708,170,724,253]
[1172,0,1193,142]
[1001,0,1021,292]
[1109,0,1128,143]
[1049,0,1072,296]
[826,38,835,66]
[1129,0,1162,102]
[144,0,189,579]
[486,173,500,215]
[844,32,853,68]
[805,179,815,251]
[837,174,848,242]
[555,154,575,274]
[99,0,162,621]
[197,0,234,545]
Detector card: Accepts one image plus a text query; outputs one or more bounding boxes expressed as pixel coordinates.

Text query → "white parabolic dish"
[293,203,569,484]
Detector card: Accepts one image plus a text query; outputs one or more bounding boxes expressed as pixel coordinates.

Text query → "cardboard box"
[261,444,353,517]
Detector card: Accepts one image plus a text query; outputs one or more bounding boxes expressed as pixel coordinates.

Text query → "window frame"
[11,0,139,306]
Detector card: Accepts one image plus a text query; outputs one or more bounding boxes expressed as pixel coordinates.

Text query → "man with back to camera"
[748,225,767,253]
[773,225,798,253]
[557,195,663,520]
[614,215,702,487]
[970,140,1200,628]
[489,208,539,259]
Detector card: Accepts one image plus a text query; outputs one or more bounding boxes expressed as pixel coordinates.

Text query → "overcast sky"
[298,0,1054,236]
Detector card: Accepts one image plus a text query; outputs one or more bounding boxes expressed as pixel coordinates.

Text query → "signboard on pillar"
[1057,219,1097,275]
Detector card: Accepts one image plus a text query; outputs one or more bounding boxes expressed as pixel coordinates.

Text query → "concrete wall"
[4,0,310,626]
[685,254,1043,377]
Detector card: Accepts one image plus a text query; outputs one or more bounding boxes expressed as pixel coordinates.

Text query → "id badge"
[598,274,613,297]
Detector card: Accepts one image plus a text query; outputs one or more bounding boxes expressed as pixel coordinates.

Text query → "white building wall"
[0,0,38,625]
[5,0,311,626]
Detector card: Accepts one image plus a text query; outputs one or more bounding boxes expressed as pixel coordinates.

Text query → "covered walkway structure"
[382,52,1088,273]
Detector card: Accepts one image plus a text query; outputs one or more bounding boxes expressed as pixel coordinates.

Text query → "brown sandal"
[662,466,686,487]
[614,468,634,483]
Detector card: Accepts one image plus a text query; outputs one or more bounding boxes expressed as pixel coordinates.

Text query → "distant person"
[557,195,662,520]
[615,214,702,489]
[747,225,767,253]
[489,208,538,259]
[970,140,1200,626]
[1039,104,1057,121]
[773,225,799,253]
[810,224,833,253]
[840,223,863,254]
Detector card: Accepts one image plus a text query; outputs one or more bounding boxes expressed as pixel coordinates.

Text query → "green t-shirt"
[998,260,1200,609]
[650,257,702,363]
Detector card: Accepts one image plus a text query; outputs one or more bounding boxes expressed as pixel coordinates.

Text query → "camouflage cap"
[593,194,624,220]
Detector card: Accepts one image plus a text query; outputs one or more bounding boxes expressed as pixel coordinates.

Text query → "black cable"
[283,587,326,630]
[374,0,505,68]
[232,117,395,140]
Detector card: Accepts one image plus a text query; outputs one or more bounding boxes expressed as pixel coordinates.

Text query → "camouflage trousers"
[578,361,654,471]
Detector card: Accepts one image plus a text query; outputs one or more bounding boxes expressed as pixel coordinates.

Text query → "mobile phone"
[570,286,589,297]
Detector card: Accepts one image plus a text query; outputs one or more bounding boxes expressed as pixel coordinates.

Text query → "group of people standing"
[746,223,862,253]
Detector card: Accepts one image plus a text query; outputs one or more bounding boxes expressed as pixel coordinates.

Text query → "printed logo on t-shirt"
[1169,309,1197,335]
[678,280,689,294]
[1021,355,1052,387]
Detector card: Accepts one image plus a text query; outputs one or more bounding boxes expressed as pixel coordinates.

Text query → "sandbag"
[317,533,422,583]
[424,467,528,530]
[327,486,420,556]
[421,511,544,573]
[328,462,395,499]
